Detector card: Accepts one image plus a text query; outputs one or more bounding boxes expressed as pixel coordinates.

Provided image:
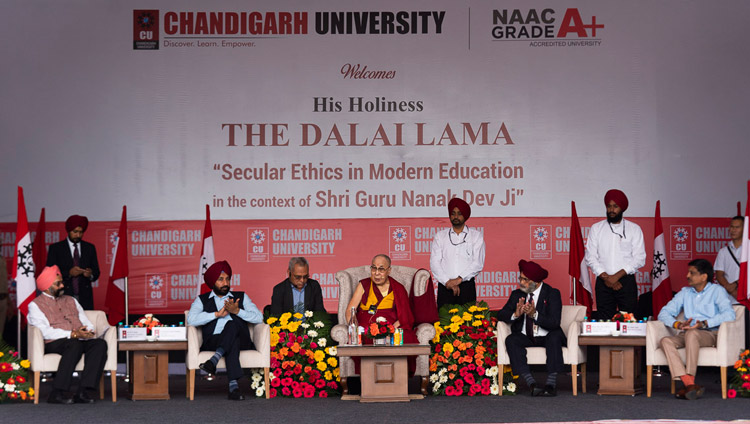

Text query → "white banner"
[1,0,749,221]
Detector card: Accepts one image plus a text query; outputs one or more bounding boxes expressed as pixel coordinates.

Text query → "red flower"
[454,386,464,396]
[282,387,291,396]
[269,388,278,398]
[273,368,283,377]
[292,388,303,398]
[281,377,292,386]
[728,389,737,398]
[743,374,750,382]
[445,386,456,396]
[303,386,315,398]
[454,379,464,389]
[470,383,482,394]
[0,363,12,372]
[315,379,326,389]
[481,386,491,395]
[319,390,328,398]
[291,381,300,390]
[463,374,475,385]
[16,376,26,383]
[271,378,281,388]
[310,342,318,349]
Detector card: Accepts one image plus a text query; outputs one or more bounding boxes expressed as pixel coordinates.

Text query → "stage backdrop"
[0,217,735,314]
[1,1,748,314]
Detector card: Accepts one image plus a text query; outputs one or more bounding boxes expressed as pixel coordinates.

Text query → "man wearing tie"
[497,260,564,397]
[46,215,100,310]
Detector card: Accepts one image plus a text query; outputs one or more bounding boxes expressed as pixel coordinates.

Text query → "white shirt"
[430,226,485,286]
[510,282,549,337]
[585,218,646,277]
[27,293,95,341]
[714,242,742,283]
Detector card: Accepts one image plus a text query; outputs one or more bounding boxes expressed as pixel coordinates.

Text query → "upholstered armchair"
[330,265,436,394]
[646,305,745,398]
[28,310,118,404]
[497,304,587,395]
[184,311,271,400]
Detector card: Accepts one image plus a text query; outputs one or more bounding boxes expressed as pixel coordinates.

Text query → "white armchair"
[184,312,271,400]
[497,304,587,395]
[28,310,118,404]
[646,305,746,399]
[330,265,436,394]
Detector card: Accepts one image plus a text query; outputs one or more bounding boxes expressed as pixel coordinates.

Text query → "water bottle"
[348,307,359,345]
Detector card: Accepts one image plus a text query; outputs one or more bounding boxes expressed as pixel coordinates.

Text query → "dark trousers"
[437,278,477,308]
[595,274,638,321]
[505,329,565,376]
[201,320,254,381]
[45,338,107,392]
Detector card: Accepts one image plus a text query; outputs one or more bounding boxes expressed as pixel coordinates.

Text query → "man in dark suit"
[497,260,564,397]
[46,215,100,310]
[270,257,325,315]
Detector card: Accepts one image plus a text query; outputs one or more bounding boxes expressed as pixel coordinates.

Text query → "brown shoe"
[675,388,687,399]
[685,384,705,400]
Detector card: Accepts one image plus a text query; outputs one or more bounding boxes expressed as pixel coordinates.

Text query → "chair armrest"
[716,308,746,367]
[646,320,674,363]
[102,325,118,371]
[27,325,46,372]
[251,323,271,367]
[186,325,202,369]
[496,321,511,365]
[331,324,348,345]
[565,320,583,364]
[415,323,436,345]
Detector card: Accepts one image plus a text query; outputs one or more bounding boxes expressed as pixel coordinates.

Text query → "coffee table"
[118,340,187,400]
[578,335,646,395]
[337,344,431,402]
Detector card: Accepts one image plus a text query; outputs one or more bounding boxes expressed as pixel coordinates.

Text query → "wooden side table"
[337,344,431,403]
[579,335,646,396]
[118,340,187,400]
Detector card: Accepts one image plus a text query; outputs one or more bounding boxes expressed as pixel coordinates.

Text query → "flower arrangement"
[134,313,161,331]
[0,342,34,402]
[611,311,635,322]
[265,310,340,398]
[366,316,395,339]
[729,349,750,399]
[429,301,512,396]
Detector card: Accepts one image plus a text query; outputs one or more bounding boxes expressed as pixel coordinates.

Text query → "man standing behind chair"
[270,257,325,315]
[497,260,564,397]
[657,259,735,400]
[27,266,107,404]
[714,216,744,300]
[430,198,485,308]
[187,260,263,400]
[46,215,100,310]
[585,189,646,320]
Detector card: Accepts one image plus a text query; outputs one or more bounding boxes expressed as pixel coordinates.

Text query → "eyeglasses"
[519,276,533,283]
[370,266,390,274]
[290,274,309,281]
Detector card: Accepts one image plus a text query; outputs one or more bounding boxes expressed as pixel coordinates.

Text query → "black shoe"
[530,383,544,397]
[541,385,557,397]
[47,390,74,405]
[73,390,95,404]
[200,359,217,375]
[228,389,245,400]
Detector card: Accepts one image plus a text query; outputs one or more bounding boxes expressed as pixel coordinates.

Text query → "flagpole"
[124,276,129,325]
[572,277,578,306]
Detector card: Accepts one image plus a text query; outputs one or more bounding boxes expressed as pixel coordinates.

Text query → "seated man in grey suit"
[270,257,325,315]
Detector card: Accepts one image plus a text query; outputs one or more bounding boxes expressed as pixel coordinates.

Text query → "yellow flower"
[468,305,478,312]
[280,312,292,322]
[448,323,460,333]
[287,322,300,333]
[20,359,30,368]
[293,312,303,320]
[462,312,473,321]
[333,368,340,378]
[472,320,482,327]
[327,357,338,367]
[29,387,35,396]
[443,343,454,354]
[477,306,488,311]
[448,308,458,314]
[314,350,326,362]
[474,314,484,319]
[324,371,333,381]
[266,317,278,325]
[317,361,327,371]
[0,351,3,358]
[270,333,280,346]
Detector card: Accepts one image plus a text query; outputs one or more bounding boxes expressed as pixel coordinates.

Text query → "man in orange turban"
[27,266,107,404]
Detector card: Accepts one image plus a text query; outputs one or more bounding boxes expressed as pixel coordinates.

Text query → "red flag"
[569,201,592,316]
[33,208,46,277]
[197,205,215,296]
[736,182,750,308]
[651,201,674,318]
[105,206,128,325]
[12,187,36,316]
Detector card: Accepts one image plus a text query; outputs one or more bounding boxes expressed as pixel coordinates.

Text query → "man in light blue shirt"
[187,260,262,400]
[658,258,735,400]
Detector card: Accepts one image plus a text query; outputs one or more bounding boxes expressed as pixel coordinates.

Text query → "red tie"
[72,242,80,295]
[525,293,534,339]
